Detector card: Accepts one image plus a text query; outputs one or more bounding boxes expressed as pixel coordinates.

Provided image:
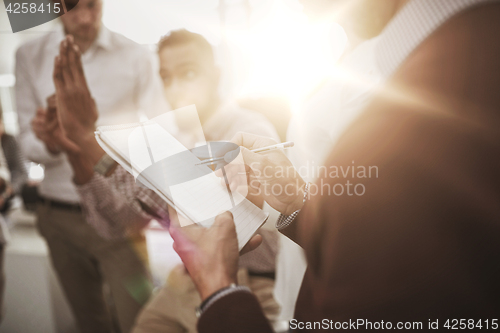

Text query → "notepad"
[95,107,268,250]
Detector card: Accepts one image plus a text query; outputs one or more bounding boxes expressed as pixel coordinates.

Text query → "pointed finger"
[230,132,278,150]
[59,38,73,85]
[53,56,64,90]
[67,38,85,86]
[213,211,235,229]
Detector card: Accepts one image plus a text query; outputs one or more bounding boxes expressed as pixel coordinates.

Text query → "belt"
[38,197,82,212]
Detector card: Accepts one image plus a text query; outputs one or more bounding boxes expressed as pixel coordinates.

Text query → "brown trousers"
[36,202,152,333]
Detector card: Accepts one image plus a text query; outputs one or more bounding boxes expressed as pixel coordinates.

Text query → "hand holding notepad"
[169,211,263,301]
[95,106,269,250]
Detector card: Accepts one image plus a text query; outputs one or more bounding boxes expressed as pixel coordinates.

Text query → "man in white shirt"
[15,0,165,332]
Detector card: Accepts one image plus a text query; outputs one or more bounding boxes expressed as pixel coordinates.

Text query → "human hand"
[53,35,98,146]
[169,211,262,301]
[31,95,80,154]
[217,132,306,215]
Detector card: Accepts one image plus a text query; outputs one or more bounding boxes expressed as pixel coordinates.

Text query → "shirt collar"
[52,23,112,51]
[94,25,112,50]
[375,0,499,78]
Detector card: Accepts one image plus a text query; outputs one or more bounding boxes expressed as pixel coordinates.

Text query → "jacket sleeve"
[197,291,274,333]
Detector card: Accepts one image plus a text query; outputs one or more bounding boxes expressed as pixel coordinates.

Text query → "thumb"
[169,224,192,251]
[213,211,234,228]
[240,234,262,255]
[223,148,240,164]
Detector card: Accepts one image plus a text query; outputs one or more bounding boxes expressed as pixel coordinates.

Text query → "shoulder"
[107,29,152,59]
[16,32,55,62]
[397,2,500,82]
[391,2,500,128]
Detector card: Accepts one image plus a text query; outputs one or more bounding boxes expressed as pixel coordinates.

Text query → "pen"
[196,141,294,166]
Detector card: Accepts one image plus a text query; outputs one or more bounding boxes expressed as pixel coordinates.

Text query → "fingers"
[213,211,234,228]
[66,35,87,89]
[35,107,47,117]
[59,38,73,85]
[230,132,278,150]
[59,136,82,154]
[46,94,56,107]
[221,163,249,196]
[240,147,271,178]
[168,205,195,228]
[215,146,272,180]
[167,205,181,228]
[67,35,79,80]
[240,234,263,255]
[53,56,64,90]
[46,94,57,115]
[223,149,240,164]
[169,223,193,254]
[32,108,47,128]
[214,147,265,176]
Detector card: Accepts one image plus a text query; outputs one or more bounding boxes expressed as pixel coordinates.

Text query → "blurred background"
[0,1,346,332]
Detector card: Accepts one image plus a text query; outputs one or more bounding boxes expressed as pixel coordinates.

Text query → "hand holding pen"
[214,133,306,216]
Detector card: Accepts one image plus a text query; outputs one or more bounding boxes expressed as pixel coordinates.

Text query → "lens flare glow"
[226,0,347,111]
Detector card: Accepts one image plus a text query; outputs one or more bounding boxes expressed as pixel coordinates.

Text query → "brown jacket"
[198,3,500,332]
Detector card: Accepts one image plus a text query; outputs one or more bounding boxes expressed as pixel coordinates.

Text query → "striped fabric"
[276,0,499,234]
[376,0,500,78]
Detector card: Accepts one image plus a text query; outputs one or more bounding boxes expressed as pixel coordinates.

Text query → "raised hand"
[218,132,306,215]
[53,35,98,146]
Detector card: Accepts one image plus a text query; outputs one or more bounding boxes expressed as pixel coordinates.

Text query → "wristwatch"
[93,154,117,176]
[276,182,310,230]
[195,284,251,318]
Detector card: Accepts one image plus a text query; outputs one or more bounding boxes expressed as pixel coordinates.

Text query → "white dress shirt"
[287,36,382,182]
[276,37,382,322]
[15,24,166,203]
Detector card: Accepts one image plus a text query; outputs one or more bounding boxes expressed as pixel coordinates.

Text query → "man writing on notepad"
[169,0,500,332]
[36,30,282,332]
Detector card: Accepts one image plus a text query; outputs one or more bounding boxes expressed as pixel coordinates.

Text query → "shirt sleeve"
[77,165,170,239]
[197,291,274,333]
[15,47,64,165]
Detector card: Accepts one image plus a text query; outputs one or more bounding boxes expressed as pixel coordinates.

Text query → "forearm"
[67,151,94,185]
[74,133,106,168]
[77,172,154,239]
